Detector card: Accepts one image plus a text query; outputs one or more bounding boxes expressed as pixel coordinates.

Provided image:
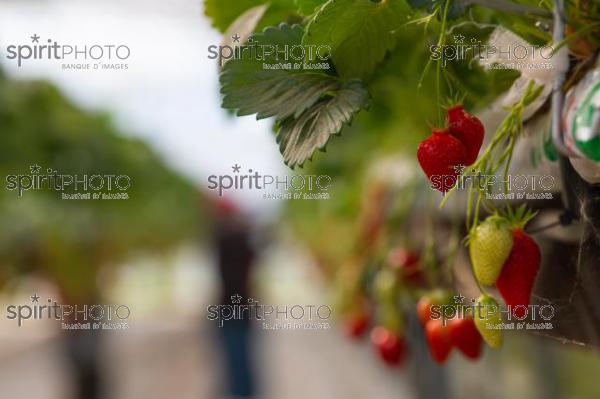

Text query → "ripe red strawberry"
[417,128,466,192]
[370,326,407,367]
[388,247,418,269]
[448,317,482,359]
[425,319,453,364]
[388,248,423,285]
[496,229,541,318]
[417,297,433,326]
[446,105,484,165]
[343,312,370,339]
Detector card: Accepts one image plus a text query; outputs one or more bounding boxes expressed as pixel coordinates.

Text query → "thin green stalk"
[466,182,474,231]
[443,219,461,283]
[436,0,451,125]
[502,134,516,195]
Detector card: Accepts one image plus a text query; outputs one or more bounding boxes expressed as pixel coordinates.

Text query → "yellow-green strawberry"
[474,295,503,349]
[469,215,513,285]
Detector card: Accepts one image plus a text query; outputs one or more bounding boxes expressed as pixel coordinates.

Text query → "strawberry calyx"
[416,289,456,324]
[446,104,464,115]
[426,288,455,307]
[503,204,537,231]
[431,127,449,135]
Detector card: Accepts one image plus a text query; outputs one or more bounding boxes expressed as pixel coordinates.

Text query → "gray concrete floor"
[0,318,413,399]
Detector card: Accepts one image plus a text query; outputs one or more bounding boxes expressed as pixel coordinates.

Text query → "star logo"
[453,294,465,304]
[232,33,241,43]
[453,164,466,174]
[30,294,40,303]
[232,164,241,173]
[31,34,40,43]
[453,34,465,44]
[30,164,41,174]
[231,294,242,304]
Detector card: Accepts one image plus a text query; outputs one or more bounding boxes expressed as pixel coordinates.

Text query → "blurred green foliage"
[0,70,201,300]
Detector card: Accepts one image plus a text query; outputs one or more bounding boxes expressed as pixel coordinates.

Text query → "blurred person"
[62,326,104,399]
[58,288,106,399]
[210,196,258,399]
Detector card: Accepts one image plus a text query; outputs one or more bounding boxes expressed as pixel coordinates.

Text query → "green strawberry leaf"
[295,0,328,15]
[277,79,370,167]
[204,0,298,33]
[204,0,263,32]
[303,0,411,80]
[220,24,370,167]
[219,5,269,65]
[220,24,339,120]
[223,70,341,120]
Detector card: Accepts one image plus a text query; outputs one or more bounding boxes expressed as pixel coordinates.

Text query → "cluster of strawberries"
[417,105,485,192]
[341,248,422,367]
[417,294,482,364]
[337,203,542,364]
[342,290,485,366]
[340,248,484,367]
[470,210,542,334]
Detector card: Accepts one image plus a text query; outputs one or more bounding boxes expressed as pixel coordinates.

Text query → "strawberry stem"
[442,218,461,283]
[436,0,451,126]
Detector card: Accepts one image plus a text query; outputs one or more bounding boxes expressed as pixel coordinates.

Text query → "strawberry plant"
[206,0,550,167]
[205,0,600,365]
